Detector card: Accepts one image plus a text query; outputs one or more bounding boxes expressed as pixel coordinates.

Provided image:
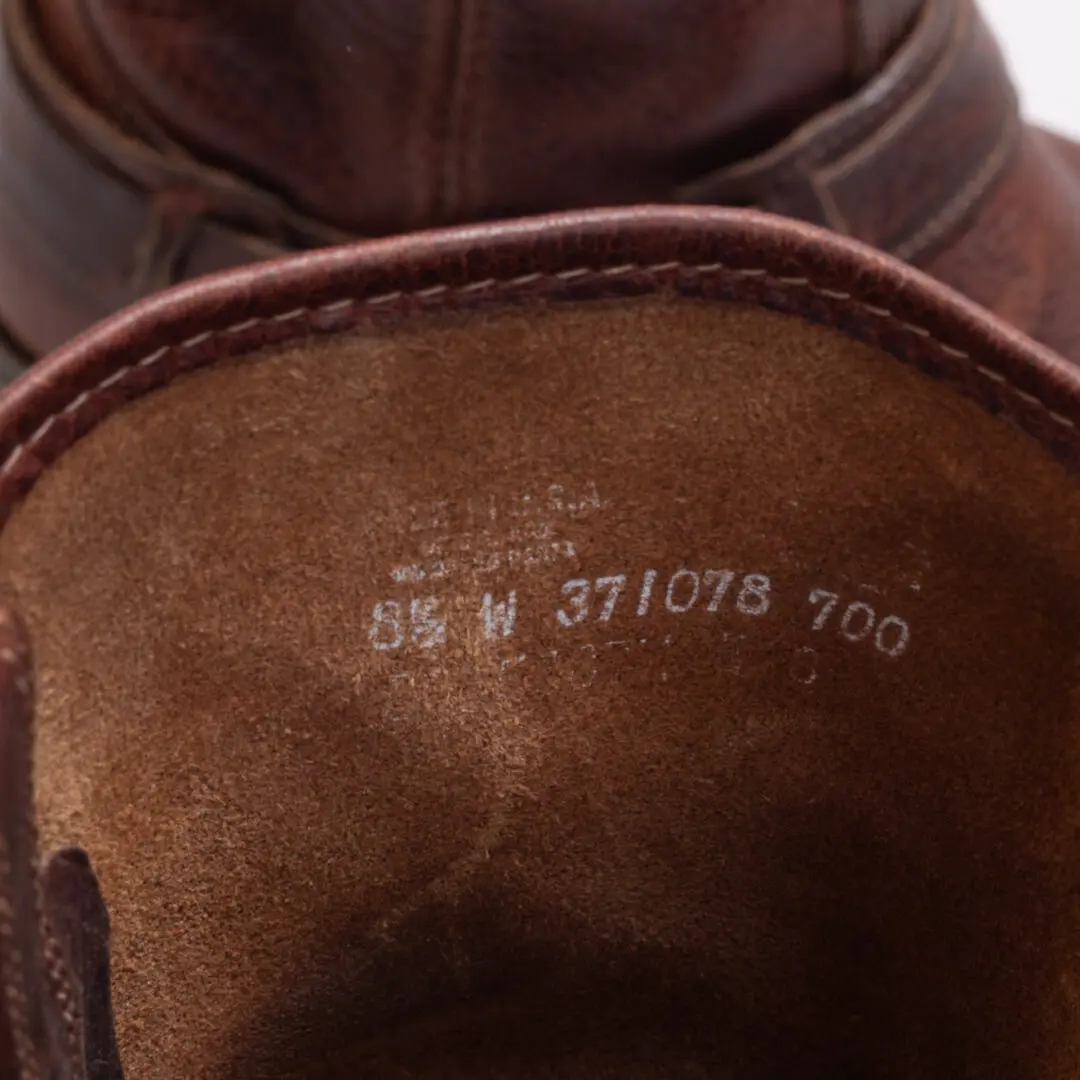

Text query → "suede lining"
[0,295,1079,1077]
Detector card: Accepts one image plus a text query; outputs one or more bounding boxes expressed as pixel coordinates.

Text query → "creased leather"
[2,0,1069,365]
[678,0,1021,263]
[64,0,862,231]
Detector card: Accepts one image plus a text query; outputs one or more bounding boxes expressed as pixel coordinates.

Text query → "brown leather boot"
[2,205,1080,1079]
[0,0,1077,373]
[5,6,1080,1078]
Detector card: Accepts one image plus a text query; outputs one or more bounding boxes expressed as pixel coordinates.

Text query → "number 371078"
[553,569,911,659]
[555,568,773,627]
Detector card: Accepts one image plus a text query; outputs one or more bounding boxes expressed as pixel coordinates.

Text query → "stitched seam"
[0,262,1075,489]
[810,0,959,169]
[676,0,953,201]
[5,0,346,250]
[408,0,454,227]
[42,922,82,1080]
[890,109,1021,262]
[819,0,970,185]
[440,0,484,222]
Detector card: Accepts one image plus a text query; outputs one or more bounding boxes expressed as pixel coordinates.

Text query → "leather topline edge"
[0,206,1077,532]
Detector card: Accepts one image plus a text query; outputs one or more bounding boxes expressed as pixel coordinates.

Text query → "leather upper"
[36,0,921,234]
[0,0,1077,369]
[5,0,1061,366]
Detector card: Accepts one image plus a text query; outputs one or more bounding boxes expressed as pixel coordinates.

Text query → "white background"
[980,0,1080,138]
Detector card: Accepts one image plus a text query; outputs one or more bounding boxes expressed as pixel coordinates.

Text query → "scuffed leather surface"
[679,0,1020,265]
[0,4,295,356]
[65,0,864,233]
[7,0,1080,371]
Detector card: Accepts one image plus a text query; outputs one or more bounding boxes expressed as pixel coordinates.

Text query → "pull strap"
[0,610,119,1080]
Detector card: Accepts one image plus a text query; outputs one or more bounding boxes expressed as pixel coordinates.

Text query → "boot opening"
[3,294,1080,1078]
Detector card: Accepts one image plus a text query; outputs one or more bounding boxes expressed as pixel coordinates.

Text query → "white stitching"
[0,260,1075,490]
[460,278,497,293]
[365,291,403,306]
[31,417,55,444]
[137,347,169,369]
[2,447,25,475]
[224,317,262,334]
[270,307,306,324]
[61,393,90,417]
[976,364,1008,385]
[315,299,355,315]
[898,322,932,339]
[98,368,130,392]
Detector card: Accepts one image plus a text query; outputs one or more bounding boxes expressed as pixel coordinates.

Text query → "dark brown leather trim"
[678,0,1021,263]
[40,849,122,1080]
[0,206,1077,530]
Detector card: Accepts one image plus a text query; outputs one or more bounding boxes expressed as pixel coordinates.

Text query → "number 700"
[808,589,910,658]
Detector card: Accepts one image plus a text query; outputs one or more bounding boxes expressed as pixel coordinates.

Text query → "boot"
[0,203,1079,1080]
[4,4,1080,1078]
[0,0,1078,371]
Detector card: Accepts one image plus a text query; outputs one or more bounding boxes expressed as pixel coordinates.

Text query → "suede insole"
[1,295,1079,1079]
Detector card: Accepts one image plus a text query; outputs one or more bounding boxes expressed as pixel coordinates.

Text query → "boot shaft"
[2,0,1079,385]
[35,0,923,233]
